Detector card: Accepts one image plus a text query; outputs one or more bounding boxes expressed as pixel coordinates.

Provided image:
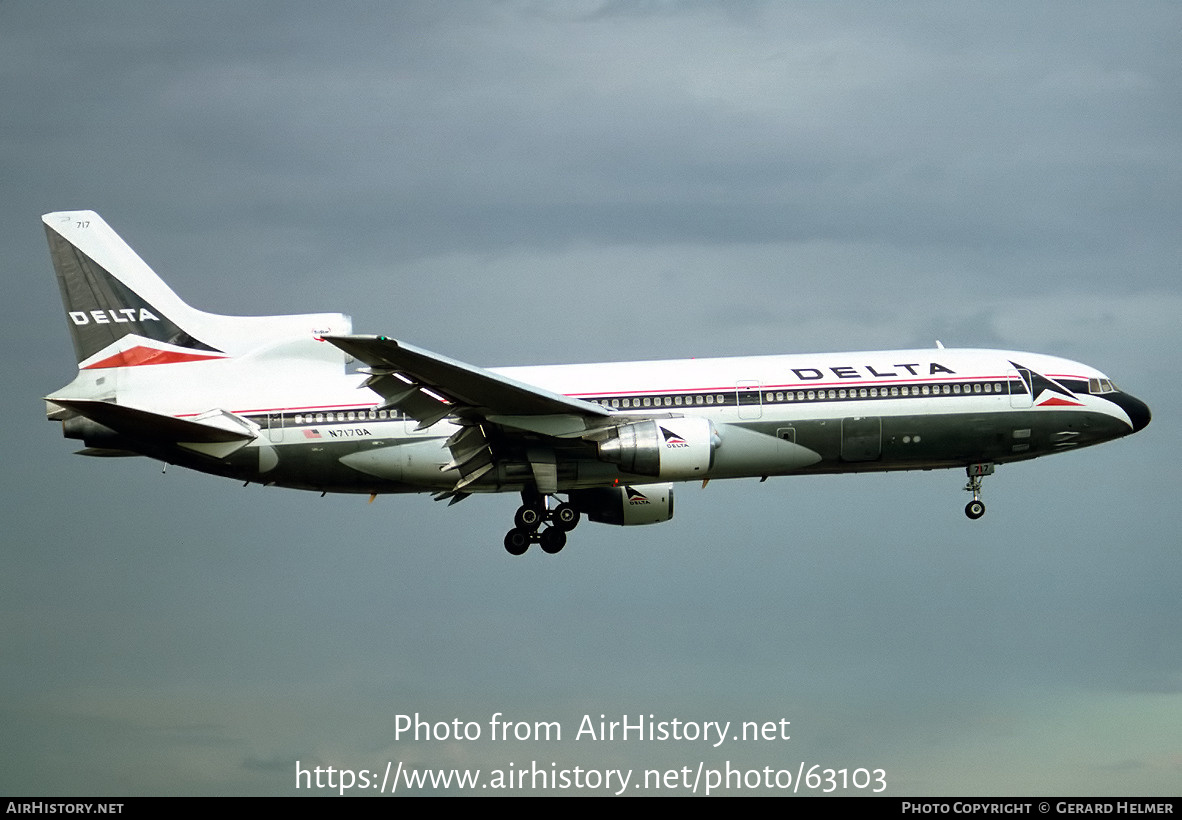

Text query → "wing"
[323,335,616,498]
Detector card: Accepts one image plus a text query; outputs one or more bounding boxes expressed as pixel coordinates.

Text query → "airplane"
[43,210,1151,555]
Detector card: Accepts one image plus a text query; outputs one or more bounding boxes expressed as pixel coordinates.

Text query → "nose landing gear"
[964,463,994,520]
[503,491,581,555]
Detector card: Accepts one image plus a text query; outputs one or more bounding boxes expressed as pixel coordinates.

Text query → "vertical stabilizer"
[43,211,351,371]
[45,211,230,369]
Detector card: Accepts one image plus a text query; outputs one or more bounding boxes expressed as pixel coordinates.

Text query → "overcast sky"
[2,1,1178,796]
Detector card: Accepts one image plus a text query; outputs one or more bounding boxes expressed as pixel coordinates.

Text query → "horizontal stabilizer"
[50,399,256,443]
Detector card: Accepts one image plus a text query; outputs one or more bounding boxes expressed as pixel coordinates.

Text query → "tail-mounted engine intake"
[597,417,718,479]
[569,482,673,526]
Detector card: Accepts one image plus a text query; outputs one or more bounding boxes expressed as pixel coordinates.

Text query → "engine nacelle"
[569,483,674,526]
[596,417,718,479]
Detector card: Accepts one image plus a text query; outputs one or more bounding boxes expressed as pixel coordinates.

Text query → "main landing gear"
[503,491,581,556]
[963,463,994,520]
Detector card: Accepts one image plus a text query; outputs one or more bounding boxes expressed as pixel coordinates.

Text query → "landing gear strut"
[963,463,994,520]
[503,491,581,555]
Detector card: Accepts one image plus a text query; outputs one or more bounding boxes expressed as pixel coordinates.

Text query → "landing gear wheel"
[514,505,544,531]
[539,527,567,554]
[504,528,531,555]
[963,464,993,521]
[508,491,576,555]
[551,502,580,532]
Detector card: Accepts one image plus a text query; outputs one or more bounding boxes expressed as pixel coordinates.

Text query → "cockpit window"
[1089,378,1117,394]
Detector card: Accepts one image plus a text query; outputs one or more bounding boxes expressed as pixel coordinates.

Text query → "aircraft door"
[1009,368,1032,408]
[736,380,763,420]
[267,412,284,443]
[405,414,434,436]
[841,416,881,462]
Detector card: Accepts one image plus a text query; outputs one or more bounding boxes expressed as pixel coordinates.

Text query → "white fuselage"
[90,346,1137,495]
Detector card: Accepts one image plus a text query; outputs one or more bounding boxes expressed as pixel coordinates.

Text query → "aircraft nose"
[1118,392,1151,433]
